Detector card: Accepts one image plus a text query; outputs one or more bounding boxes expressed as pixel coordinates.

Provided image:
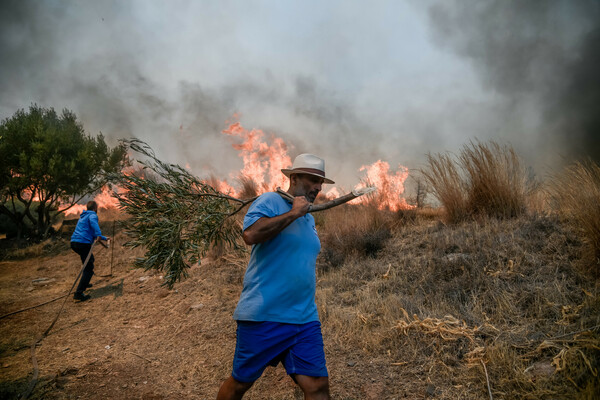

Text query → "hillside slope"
[0,212,598,399]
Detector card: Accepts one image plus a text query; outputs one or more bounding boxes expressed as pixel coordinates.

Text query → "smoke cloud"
[1,0,598,192]
[426,0,600,165]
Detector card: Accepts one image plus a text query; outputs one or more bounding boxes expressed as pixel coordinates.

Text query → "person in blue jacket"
[217,154,334,400]
[70,200,109,302]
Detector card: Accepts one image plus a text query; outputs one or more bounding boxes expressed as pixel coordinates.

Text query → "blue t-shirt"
[233,192,321,324]
[70,210,107,244]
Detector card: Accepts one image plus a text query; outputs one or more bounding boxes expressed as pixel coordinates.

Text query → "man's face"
[292,174,324,202]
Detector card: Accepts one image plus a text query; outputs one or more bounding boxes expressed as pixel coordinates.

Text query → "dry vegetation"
[422,141,535,223]
[1,143,599,399]
[549,160,600,273]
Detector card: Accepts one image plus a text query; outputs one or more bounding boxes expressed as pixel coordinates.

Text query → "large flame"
[65,117,413,216]
[354,160,414,211]
[221,120,292,195]
[63,186,120,216]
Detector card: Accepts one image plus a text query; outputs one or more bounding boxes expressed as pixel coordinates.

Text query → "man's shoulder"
[253,191,287,206]
[245,191,288,219]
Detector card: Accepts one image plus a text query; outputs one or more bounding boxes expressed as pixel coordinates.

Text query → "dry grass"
[3,166,599,398]
[422,141,535,223]
[315,203,395,269]
[236,175,259,199]
[549,160,600,273]
[317,213,600,399]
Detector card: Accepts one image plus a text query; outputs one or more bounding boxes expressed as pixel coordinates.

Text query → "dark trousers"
[71,242,95,294]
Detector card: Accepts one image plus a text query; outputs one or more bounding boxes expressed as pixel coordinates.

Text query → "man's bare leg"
[216,376,254,400]
[294,375,330,400]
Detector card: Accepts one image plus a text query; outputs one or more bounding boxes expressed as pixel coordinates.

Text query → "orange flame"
[64,204,87,216]
[63,186,120,216]
[355,160,414,211]
[221,120,292,195]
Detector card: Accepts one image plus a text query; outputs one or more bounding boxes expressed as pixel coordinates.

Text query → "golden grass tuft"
[549,160,600,272]
[422,141,535,223]
[317,212,600,399]
[236,175,259,199]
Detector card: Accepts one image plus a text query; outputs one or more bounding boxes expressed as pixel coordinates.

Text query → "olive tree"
[0,105,128,238]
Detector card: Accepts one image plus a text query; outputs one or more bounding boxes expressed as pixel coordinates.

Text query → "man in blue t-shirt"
[70,200,109,302]
[217,154,334,400]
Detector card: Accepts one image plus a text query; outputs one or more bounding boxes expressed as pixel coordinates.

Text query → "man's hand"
[291,196,311,218]
[243,197,311,245]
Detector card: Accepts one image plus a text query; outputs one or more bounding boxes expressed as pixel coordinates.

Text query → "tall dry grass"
[422,141,535,223]
[550,160,600,272]
[316,214,600,399]
[315,203,396,269]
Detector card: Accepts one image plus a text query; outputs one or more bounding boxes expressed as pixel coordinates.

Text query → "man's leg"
[216,376,253,400]
[71,242,94,298]
[75,252,95,293]
[294,375,330,400]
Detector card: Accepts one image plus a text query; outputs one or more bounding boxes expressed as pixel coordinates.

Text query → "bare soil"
[0,229,414,400]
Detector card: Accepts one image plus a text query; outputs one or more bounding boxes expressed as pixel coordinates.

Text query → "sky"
[1,0,599,193]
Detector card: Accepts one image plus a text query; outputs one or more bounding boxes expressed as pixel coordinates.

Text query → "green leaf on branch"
[113,139,255,288]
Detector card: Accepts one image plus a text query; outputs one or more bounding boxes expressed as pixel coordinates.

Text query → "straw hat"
[281,153,335,184]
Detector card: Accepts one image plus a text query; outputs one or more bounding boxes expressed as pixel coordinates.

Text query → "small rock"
[190,303,204,310]
[105,345,111,350]
[426,383,436,397]
[139,276,150,282]
[26,286,35,292]
[61,347,70,352]
[347,361,356,367]
[99,383,106,388]
[76,373,87,379]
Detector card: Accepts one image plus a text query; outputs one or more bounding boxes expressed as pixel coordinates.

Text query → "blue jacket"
[70,210,107,244]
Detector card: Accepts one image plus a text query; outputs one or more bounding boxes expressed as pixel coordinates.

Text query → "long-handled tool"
[21,240,98,399]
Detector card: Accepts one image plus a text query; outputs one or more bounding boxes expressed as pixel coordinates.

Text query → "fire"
[221,120,292,195]
[219,117,413,211]
[64,204,87,216]
[355,160,414,211]
[64,117,414,216]
[94,185,120,209]
[63,186,121,216]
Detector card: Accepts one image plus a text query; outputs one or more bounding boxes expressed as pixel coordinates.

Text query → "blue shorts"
[232,320,328,383]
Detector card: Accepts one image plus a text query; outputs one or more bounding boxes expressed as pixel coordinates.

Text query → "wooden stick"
[276,186,376,212]
[22,241,97,399]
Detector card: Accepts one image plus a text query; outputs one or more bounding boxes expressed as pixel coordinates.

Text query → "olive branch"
[112,139,256,288]
[111,139,376,288]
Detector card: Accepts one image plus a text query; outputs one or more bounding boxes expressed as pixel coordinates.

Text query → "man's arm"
[89,213,108,241]
[243,196,310,245]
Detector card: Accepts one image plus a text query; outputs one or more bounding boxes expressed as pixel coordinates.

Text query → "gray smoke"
[427,0,600,165]
[1,0,598,192]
